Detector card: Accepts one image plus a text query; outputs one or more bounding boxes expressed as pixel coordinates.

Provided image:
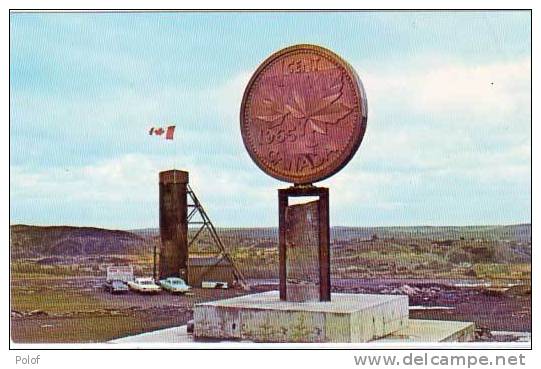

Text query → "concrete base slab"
[380,319,476,342]
[110,325,192,344]
[194,291,409,342]
[110,320,479,344]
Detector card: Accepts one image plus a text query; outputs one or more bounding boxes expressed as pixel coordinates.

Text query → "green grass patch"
[11,314,182,343]
[474,263,531,280]
[11,287,101,314]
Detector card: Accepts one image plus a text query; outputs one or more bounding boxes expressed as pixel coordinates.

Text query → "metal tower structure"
[186,184,250,290]
[153,184,250,290]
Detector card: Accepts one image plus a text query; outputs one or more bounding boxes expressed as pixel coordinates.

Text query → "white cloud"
[313,58,531,209]
[10,58,531,227]
[203,71,252,121]
[10,153,274,211]
[11,154,157,203]
[360,57,531,119]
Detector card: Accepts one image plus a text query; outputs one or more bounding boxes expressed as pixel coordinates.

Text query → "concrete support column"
[159,170,189,280]
[278,186,330,302]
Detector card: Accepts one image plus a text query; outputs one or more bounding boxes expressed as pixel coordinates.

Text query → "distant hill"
[11,223,530,259]
[135,224,532,244]
[10,225,146,258]
[331,224,532,243]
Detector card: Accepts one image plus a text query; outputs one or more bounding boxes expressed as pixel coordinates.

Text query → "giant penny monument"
[192,44,476,343]
[241,44,367,303]
[193,45,409,342]
[240,44,367,185]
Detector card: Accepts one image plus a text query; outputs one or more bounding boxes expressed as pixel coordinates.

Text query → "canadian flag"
[149,126,176,140]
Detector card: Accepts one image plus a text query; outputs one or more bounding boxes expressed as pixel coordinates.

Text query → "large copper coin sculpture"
[240,44,367,184]
[240,45,368,301]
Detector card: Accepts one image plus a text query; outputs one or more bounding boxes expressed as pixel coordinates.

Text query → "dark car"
[104,279,129,294]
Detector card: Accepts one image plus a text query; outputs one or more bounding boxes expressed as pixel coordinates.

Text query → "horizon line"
[9,222,532,232]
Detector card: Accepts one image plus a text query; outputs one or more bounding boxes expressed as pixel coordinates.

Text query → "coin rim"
[240,44,368,184]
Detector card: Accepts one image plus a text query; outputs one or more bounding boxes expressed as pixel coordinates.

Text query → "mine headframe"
[186,184,250,291]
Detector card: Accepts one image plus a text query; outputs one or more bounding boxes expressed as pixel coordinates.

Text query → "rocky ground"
[10,224,531,344]
[11,278,531,342]
[11,276,530,343]
[10,277,245,343]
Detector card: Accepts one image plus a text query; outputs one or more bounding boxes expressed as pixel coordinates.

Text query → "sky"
[9,11,531,229]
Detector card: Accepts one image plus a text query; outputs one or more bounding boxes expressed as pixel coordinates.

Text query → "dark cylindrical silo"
[159,170,189,280]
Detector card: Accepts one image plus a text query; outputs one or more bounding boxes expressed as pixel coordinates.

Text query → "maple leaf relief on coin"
[255,69,353,136]
[255,83,290,129]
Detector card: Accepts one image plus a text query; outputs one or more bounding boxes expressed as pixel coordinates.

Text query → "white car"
[159,277,191,294]
[127,277,162,294]
[201,281,228,289]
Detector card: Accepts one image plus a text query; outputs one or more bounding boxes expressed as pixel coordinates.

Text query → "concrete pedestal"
[381,319,475,343]
[194,291,409,343]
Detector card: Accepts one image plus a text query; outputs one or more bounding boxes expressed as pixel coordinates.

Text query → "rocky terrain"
[10,223,531,343]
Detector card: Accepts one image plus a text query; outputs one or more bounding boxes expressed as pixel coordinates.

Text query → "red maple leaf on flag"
[149,126,176,140]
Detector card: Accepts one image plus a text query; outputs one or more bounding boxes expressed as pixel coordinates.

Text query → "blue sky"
[10,11,531,229]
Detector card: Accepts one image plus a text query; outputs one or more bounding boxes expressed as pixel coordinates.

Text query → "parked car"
[202,281,228,289]
[127,277,161,294]
[103,279,129,294]
[159,277,191,294]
